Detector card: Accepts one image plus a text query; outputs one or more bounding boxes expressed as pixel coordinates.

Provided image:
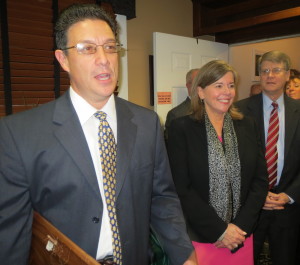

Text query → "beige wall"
[127,0,193,109]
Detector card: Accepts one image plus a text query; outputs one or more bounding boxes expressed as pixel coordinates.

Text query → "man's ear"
[55,49,70,73]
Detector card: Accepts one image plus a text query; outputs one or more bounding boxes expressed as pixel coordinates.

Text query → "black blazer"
[168,114,268,243]
[235,93,300,226]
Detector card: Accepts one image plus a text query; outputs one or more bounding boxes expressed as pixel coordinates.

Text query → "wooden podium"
[29,211,99,265]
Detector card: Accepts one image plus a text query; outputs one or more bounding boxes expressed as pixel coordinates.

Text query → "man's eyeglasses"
[62,42,122,54]
[260,68,287,76]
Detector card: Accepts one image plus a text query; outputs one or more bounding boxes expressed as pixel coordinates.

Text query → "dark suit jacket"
[165,97,191,141]
[167,115,268,243]
[0,91,193,265]
[234,93,300,226]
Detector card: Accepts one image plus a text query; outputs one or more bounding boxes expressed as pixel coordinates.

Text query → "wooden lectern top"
[29,211,99,265]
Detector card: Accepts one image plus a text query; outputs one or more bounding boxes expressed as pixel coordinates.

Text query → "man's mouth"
[95,73,110,81]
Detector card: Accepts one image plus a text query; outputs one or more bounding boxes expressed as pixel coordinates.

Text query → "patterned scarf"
[205,112,241,223]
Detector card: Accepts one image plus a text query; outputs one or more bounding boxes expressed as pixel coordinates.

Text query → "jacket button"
[92,217,100,223]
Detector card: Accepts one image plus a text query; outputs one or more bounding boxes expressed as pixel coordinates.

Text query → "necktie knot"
[272,102,278,109]
[94,111,107,121]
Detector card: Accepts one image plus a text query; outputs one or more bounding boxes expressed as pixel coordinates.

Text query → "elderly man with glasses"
[235,51,300,265]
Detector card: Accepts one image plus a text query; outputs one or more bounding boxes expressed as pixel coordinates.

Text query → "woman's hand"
[214,223,246,250]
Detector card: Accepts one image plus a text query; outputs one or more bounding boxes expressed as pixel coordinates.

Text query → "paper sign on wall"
[157,92,172,104]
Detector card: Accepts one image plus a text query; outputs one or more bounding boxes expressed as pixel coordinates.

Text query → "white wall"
[229,36,300,100]
[116,14,128,100]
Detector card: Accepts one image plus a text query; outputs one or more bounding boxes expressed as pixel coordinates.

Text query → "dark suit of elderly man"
[235,51,300,265]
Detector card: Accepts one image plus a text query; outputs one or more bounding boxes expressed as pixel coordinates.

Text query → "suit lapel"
[115,98,137,198]
[247,95,265,148]
[52,92,101,199]
[284,96,300,159]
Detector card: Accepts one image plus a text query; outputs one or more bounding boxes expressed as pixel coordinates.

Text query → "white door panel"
[153,32,228,125]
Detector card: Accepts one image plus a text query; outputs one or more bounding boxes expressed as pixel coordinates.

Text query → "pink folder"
[193,235,254,265]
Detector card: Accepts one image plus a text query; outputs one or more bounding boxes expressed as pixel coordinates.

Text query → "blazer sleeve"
[150,115,194,265]
[0,118,32,265]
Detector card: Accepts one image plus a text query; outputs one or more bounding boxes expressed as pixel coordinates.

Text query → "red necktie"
[265,102,279,190]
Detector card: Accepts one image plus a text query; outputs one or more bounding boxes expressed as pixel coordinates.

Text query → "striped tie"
[265,102,279,190]
[95,111,122,265]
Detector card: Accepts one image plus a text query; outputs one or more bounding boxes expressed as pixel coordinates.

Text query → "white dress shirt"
[70,87,117,259]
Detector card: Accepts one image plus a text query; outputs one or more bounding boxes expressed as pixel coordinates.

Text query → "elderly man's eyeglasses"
[62,42,122,54]
[260,68,287,76]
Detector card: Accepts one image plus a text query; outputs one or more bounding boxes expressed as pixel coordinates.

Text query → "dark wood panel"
[11,77,54,84]
[201,7,300,35]
[10,55,53,64]
[204,0,288,17]
[11,84,54,91]
[12,91,55,98]
[10,48,53,57]
[60,79,70,85]
[193,0,300,43]
[10,62,53,71]
[7,3,52,22]
[215,17,300,44]
[11,69,54,78]
[9,22,52,37]
[8,0,52,9]
[9,32,53,50]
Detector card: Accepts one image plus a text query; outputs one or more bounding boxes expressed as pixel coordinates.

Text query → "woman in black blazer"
[168,60,268,265]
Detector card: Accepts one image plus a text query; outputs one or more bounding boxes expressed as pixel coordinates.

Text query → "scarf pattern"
[205,112,241,223]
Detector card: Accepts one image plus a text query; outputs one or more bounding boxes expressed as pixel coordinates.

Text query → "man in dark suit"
[164,69,199,141]
[0,4,196,265]
[235,51,300,265]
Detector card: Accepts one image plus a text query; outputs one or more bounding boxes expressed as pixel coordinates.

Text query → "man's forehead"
[261,60,284,66]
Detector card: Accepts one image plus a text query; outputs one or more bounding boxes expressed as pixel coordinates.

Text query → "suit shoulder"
[285,95,300,108]
[1,99,56,125]
[234,97,251,108]
[168,99,190,115]
[115,97,158,118]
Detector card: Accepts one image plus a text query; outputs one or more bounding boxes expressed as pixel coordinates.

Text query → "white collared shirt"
[262,92,285,185]
[70,87,117,259]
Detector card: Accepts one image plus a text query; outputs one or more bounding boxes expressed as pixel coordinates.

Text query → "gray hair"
[258,51,291,73]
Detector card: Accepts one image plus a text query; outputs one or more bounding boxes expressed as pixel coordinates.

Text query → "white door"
[153,32,229,125]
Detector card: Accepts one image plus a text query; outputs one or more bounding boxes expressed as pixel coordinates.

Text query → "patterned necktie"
[94,111,122,265]
[265,102,279,190]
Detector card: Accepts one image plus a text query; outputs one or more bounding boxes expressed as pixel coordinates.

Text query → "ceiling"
[192,0,300,44]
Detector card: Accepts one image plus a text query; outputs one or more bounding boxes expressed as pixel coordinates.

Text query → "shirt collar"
[69,87,116,126]
[262,92,284,112]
